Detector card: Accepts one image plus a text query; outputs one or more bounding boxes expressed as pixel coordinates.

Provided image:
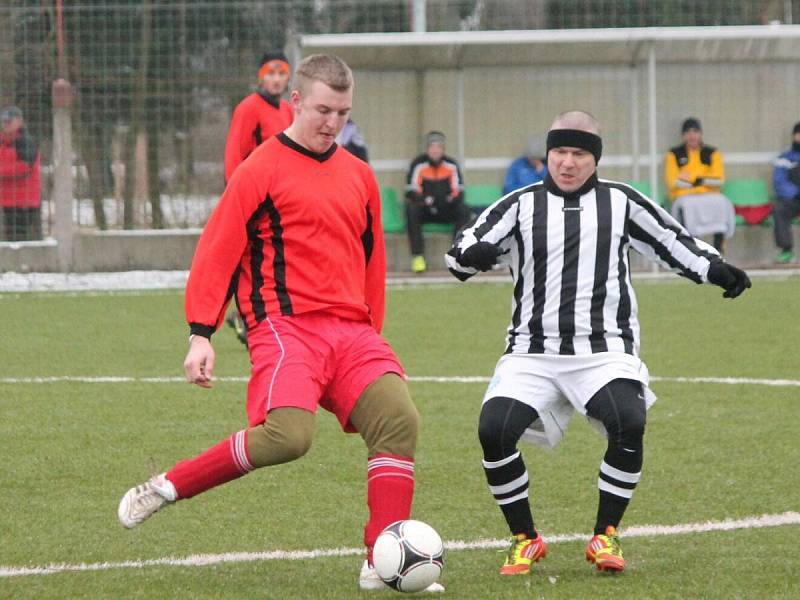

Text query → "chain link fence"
[1,0,798,238]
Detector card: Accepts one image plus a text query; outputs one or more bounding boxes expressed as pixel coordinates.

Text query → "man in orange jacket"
[224,50,293,184]
[224,50,294,344]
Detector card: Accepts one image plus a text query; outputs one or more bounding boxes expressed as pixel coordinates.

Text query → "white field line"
[2,374,800,387]
[2,511,798,578]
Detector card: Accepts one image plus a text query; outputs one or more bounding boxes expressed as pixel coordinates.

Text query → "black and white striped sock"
[483,450,536,538]
[594,447,642,534]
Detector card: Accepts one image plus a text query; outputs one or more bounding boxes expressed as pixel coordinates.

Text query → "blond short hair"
[293,54,353,96]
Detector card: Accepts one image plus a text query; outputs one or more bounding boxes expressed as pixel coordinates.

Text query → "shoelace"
[604,533,622,557]
[501,537,525,562]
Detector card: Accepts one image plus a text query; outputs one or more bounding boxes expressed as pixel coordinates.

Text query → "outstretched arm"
[625,187,750,298]
[446,193,518,280]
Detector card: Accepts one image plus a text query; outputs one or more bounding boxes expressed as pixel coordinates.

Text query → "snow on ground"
[1,268,797,293]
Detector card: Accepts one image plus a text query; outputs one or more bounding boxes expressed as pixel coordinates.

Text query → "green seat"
[721,179,769,207]
[627,180,652,197]
[423,222,453,233]
[465,184,502,209]
[721,179,772,226]
[380,187,405,233]
[626,180,667,207]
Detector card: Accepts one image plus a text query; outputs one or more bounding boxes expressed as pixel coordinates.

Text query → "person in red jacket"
[0,106,41,241]
[223,50,294,346]
[223,50,293,184]
[118,54,443,593]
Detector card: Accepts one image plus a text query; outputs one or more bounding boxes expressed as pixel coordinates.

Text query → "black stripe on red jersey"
[361,204,374,264]
[277,132,337,163]
[226,264,242,316]
[254,124,263,147]
[264,197,293,316]
[247,200,270,322]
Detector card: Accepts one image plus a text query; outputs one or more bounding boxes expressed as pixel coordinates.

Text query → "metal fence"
[0,0,798,239]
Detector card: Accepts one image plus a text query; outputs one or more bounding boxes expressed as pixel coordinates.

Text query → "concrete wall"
[352,61,800,194]
[0,230,200,274]
[1,225,796,276]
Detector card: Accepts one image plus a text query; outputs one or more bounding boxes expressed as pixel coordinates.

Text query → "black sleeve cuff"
[189,323,215,338]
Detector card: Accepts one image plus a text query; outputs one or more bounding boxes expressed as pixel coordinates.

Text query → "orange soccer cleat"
[499,533,548,575]
[586,525,625,572]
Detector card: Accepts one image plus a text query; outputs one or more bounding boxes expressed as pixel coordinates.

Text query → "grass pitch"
[1,275,798,599]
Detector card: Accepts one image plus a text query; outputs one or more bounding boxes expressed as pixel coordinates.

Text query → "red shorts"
[245,311,405,431]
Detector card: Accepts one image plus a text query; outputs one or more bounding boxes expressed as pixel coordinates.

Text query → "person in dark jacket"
[336,118,369,163]
[503,136,547,195]
[0,106,41,241]
[404,131,473,273]
[772,121,800,264]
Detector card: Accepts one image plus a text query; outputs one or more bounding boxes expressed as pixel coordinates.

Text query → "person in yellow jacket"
[665,118,735,252]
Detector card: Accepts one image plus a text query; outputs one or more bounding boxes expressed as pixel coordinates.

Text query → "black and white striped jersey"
[446,174,720,357]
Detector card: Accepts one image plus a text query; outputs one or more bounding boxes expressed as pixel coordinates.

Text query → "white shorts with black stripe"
[483,352,657,449]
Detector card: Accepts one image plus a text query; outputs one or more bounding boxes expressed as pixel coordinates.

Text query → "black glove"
[707,261,751,299]
[460,241,502,271]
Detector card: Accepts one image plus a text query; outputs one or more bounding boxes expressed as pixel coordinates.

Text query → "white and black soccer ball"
[373,519,444,593]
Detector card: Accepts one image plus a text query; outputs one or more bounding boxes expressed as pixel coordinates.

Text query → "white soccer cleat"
[118,473,177,528]
[358,560,445,593]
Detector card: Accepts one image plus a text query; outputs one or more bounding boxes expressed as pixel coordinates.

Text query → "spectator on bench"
[665,118,735,253]
[404,131,472,273]
[772,121,800,264]
[503,135,547,195]
[336,118,369,163]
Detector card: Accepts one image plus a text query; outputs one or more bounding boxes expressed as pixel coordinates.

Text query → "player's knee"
[247,408,315,467]
[588,379,647,444]
[612,398,646,447]
[351,374,419,457]
[618,411,645,450]
[478,399,505,453]
[478,397,534,456]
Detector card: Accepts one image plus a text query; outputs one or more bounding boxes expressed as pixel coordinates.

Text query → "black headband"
[546,129,602,164]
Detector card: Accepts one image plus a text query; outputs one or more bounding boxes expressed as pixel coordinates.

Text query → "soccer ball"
[373,519,444,593]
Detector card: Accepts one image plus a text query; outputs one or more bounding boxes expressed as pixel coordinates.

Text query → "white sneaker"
[118,473,177,528]
[358,560,445,593]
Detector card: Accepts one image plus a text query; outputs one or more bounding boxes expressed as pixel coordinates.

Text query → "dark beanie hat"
[260,50,289,66]
[682,117,702,133]
[793,121,800,135]
[425,131,446,146]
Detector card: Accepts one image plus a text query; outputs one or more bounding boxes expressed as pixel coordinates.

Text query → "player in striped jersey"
[447,110,750,576]
[118,54,442,593]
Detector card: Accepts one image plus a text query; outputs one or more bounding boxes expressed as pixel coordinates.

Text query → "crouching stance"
[446,110,751,575]
[118,54,444,593]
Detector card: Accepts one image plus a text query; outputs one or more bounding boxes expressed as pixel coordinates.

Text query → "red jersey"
[187,133,386,337]
[223,91,293,182]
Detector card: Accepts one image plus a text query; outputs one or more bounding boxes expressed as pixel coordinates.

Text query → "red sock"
[166,430,254,499]
[364,454,415,564]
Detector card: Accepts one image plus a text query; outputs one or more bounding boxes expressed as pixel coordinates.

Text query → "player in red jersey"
[223,50,294,346]
[118,54,443,593]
